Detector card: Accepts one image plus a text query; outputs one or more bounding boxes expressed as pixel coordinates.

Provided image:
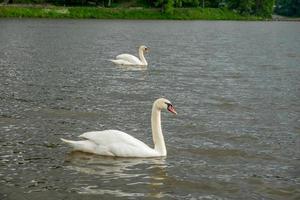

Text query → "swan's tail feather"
[61,138,73,144]
[110,59,122,65]
[61,138,80,149]
[61,138,96,153]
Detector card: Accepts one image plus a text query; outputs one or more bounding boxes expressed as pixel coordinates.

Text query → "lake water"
[0,19,299,200]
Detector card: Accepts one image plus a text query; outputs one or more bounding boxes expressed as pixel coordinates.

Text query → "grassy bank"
[0,5,262,20]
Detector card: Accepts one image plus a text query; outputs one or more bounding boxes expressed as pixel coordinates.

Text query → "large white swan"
[61,98,177,157]
[110,45,149,66]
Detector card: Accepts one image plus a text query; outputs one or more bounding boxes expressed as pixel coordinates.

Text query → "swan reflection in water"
[64,151,169,198]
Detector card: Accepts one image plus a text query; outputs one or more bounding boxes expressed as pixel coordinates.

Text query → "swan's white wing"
[116,54,142,65]
[79,130,145,146]
[110,59,133,65]
[79,130,158,157]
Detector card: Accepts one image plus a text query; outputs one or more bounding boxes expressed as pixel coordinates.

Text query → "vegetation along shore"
[0,6,263,20]
[0,0,299,20]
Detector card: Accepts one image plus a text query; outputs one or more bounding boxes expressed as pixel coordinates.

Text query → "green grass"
[0,6,263,20]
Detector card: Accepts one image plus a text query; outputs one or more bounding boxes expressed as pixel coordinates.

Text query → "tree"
[254,0,275,17]
[155,0,174,13]
[151,0,275,16]
[227,0,275,16]
[275,0,300,16]
[164,0,174,14]
[227,0,255,14]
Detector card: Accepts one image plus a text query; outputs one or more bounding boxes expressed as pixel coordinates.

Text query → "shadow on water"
[63,151,169,198]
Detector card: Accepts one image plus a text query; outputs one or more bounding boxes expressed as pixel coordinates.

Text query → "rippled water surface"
[0,19,299,199]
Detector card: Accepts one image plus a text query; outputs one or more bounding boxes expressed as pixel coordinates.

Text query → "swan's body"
[110,45,149,66]
[61,98,176,158]
[61,130,159,157]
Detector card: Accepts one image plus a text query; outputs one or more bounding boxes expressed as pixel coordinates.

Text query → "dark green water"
[0,19,299,199]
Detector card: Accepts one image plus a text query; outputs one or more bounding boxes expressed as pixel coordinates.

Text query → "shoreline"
[1,5,298,21]
[272,14,300,21]
[0,4,263,20]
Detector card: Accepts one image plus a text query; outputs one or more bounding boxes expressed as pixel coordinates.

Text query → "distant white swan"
[61,98,177,157]
[110,45,149,66]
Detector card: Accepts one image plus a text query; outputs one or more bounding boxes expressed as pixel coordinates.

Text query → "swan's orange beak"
[167,104,177,115]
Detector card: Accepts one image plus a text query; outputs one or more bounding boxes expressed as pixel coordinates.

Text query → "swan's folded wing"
[79,130,149,148]
[79,130,157,157]
[110,59,133,65]
[116,54,142,65]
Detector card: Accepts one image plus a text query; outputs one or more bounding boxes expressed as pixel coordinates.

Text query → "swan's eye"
[165,102,177,115]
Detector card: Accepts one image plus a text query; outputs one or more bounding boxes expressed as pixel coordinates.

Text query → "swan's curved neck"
[139,49,147,66]
[151,106,166,156]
